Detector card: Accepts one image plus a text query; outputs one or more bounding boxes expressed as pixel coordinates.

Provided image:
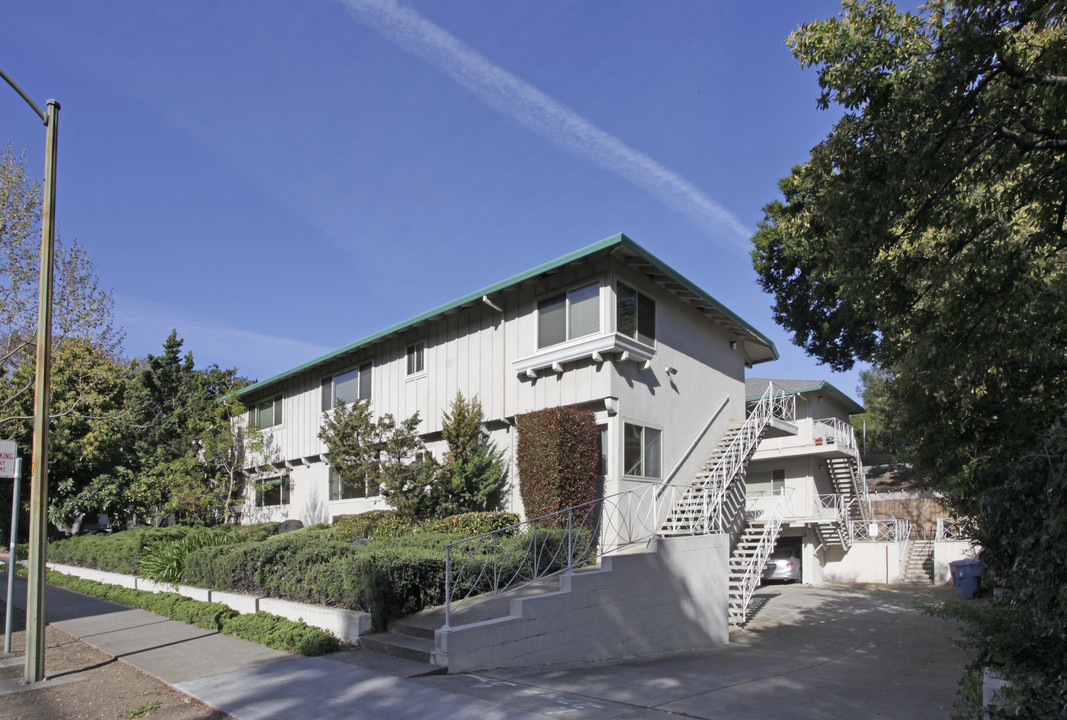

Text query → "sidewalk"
[5,571,969,719]
[4,573,548,719]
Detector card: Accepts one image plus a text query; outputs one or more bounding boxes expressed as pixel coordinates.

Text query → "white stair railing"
[734,488,792,624]
[693,383,794,534]
[936,517,968,541]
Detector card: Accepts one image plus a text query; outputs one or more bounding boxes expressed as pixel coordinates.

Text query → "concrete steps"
[902,539,935,584]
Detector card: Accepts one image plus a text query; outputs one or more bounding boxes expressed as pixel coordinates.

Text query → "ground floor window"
[255,475,291,507]
[624,423,661,478]
[329,467,380,500]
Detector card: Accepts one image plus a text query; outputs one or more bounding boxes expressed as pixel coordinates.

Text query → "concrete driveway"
[417,582,970,719]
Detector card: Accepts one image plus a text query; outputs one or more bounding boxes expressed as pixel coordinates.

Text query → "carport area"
[423,582,970,720]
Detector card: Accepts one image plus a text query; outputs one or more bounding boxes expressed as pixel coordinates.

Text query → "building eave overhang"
[238,233,778,399]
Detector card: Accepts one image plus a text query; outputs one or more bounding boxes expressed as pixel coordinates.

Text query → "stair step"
[360,632,436,664]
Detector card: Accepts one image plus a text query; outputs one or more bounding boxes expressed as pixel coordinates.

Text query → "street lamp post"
[0,67,60,684]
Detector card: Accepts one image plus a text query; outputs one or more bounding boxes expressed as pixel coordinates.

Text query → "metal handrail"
[849,517,909,542]
[443,483,685,628]
[936,517,968,541]
[812,417,856,450]
[735,488,792,623]
[659,394,729,492]
[699,383,794,533]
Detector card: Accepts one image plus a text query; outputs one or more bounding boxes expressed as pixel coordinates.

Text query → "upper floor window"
[538,282,600,349]
[624,422,661,478]
[406,341,425,375]
[617,282,656,346]
[321,363,371,411]
[249,395,283,428]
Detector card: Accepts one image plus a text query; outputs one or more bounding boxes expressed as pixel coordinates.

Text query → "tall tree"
[0,337,133,534]
[751,1,1066,713]
[126,331,251,524]
[437,392,506,516]
[0,142,120,417]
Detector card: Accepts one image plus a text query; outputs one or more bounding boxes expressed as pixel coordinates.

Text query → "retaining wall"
[436,533,730,673]
[46,563,371,643]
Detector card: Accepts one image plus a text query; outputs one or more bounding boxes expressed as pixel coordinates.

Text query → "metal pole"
[25,98,59,684]
[4,458,22,654]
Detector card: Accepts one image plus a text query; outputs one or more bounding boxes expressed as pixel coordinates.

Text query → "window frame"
[623,422,662,479]
[329,466,379,501]
[406,341,425,377]
[321,362,372,412]
[248,395,283,428]
[537,281,602,350]
[616,281,656,347]
[255,474,291,507]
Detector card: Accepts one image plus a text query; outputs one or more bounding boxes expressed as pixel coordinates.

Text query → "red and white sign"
[0,440,16,479]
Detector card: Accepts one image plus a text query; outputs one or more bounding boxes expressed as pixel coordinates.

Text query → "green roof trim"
[238,233,778,398]
[745,378,865,415]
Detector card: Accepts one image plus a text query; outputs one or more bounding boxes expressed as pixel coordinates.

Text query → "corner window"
[406,342,425,375]
[249,396,283,428]
[255,475,290,507]
[617,282,656,346]
[538,282,600,349]
[624,423,661,478]
[321,363,372,411]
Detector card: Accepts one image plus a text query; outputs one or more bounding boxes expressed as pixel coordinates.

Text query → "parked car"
[762,549,801,582]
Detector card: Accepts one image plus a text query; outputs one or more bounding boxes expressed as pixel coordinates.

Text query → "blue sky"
[2,0,868,401]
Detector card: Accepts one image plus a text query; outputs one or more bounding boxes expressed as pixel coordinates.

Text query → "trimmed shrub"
[516,407,600,520]
[47,523,279,575]
[329,510,417,542]
[220,613,339,656]
[32,567,337,655]
[307,538,459,631]
[419,511,520,536]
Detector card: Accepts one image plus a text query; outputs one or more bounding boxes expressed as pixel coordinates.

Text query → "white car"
[762,549,801,582]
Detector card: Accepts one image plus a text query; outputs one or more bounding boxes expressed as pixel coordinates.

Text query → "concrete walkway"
[5,571,969,719]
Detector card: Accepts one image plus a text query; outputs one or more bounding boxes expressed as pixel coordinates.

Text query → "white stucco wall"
[820,541,907,584]
[435,533,730,673]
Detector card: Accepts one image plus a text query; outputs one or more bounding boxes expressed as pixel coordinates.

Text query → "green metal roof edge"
[746,381,825,402]
[239,232,777,397]
[745,379,865,414]
[613,235,779,363]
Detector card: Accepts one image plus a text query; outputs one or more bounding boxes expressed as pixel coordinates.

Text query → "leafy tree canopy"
[752,0,1067,488]
[753,1,1066,711]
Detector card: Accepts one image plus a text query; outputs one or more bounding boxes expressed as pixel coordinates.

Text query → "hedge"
[516,407,600,520]
[419,511,519,536]
[47,523,279,575]
[28,567,339,655]
[329,510,417,542]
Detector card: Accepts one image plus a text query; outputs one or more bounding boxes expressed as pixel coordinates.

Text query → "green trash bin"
[950,559,982,599]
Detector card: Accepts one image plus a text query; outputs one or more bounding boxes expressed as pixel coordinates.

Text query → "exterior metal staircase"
[814,515,852,551]
[902,539,935,584]
[660,422,747,536]
[827,455,873,525]
[658,384,795,628]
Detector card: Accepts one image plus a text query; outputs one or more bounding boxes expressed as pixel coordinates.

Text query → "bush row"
[329,509,520,543]
[31,567,339,655]
[47,523,279,575]
[183,526,586,631]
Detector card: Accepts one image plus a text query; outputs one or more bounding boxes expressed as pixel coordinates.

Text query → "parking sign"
[0,441,16,479]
